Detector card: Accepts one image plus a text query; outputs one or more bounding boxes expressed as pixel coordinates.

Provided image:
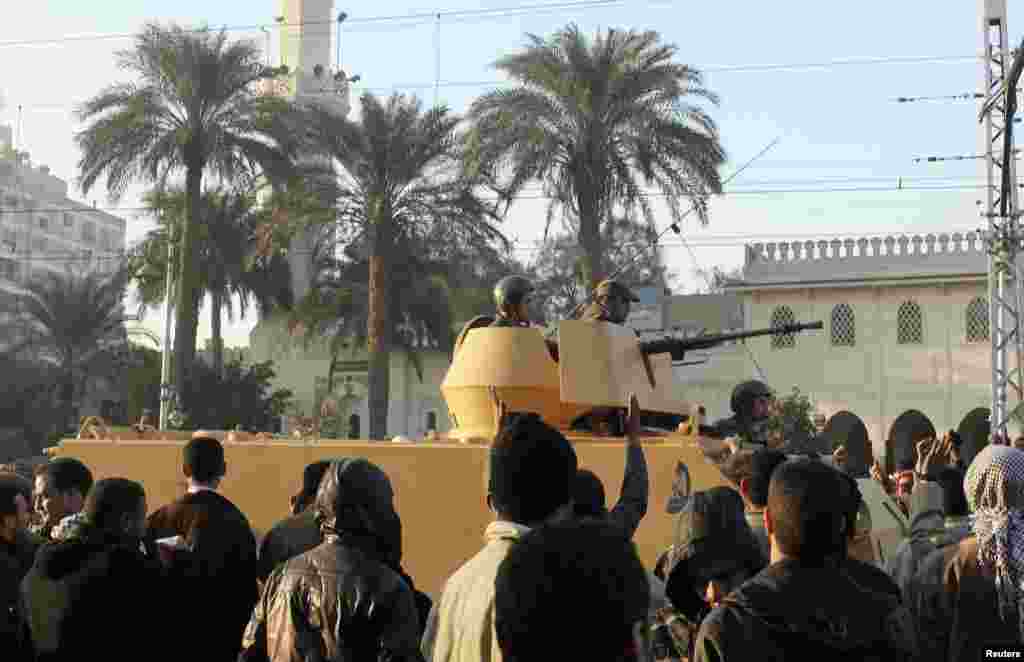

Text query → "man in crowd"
[494,519,651,661]
[240,458,423,662]
[694,458,917,661]
[422,411,578,662]
[257,458,434,637]
[22,478,169,661]
[886,436,970,597]
[711,380,776,450]
[653,486,766,661]
[146,435,258,662]
[907,444,1024,661]
[257,460,332,582]
[572,394,649,539]
[32,458,93,541]
[0,473,35,659]
[718,448,787,560]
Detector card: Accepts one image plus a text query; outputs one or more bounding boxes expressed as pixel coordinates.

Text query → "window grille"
[770,305,796,349]
[897,301,923,344]
[965,296,989,343]
[831,304,856,346]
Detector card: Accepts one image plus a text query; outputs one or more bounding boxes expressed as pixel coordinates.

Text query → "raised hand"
[490,386,510,437]
[626,393,640,443]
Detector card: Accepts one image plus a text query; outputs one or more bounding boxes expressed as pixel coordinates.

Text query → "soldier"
[490,275,535,327]
[710,380,776,450]
[578,278,640,324]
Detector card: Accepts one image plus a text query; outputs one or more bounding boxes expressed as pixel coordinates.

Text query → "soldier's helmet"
[730,380,774,419]
[494,275,535,308]
[593,279,640,302]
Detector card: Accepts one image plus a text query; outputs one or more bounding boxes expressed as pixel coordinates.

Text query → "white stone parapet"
[741,233,990,285]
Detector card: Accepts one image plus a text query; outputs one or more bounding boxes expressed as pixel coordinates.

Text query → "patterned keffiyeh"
[50,511,89,541]
[964,445,1024,627]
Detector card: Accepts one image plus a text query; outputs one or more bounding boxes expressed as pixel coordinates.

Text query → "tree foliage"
[178,358,293,432]
[466,23,726,290]
[291,92,507,439]
[527,215,674,321]
[75,22,299,415]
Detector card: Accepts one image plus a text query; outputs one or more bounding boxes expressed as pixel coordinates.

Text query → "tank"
[441,320,694,441]
[45,321,736,598]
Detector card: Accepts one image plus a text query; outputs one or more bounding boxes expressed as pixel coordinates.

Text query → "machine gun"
[639,320,824,362]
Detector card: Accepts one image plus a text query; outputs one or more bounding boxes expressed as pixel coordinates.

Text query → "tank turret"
[441,321,692,441]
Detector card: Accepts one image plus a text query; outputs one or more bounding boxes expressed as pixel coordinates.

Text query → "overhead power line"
[894,92,984,103]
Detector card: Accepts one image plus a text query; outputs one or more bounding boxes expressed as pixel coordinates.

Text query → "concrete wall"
[50,437,728,598]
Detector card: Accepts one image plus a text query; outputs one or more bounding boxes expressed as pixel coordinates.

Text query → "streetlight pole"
[158,237,175,430]
[260,26,271,67]
[336,11,347,70]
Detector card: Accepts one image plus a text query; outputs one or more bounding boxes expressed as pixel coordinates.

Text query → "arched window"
[348,413,361,439]
[425,410,438,432]
[897,301,923,344]
[966,296,989,343]
[830,304,856,347]
[770,305,796,349]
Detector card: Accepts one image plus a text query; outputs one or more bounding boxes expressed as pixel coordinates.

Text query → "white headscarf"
[964,445,1024,625]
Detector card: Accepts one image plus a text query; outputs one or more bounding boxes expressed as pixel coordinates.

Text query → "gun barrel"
[677,320,824,351]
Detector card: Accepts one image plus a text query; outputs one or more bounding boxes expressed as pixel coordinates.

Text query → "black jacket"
[240,534,424,662]
[21,534,170,661]
[1,530,37,661]
[257,508,433,637]
[147,490,259,662]
[694,559,918,662]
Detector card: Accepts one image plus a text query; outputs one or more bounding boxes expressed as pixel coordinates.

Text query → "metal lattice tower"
[980,0,1023,438]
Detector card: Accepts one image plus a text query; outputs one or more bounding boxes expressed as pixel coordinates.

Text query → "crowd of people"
[0,391,1022,661]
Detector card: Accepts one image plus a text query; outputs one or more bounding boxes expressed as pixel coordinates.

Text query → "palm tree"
[298,92,506,439]
[466,23,726,291]
[132,187,260,379]
[0,265,157,435]
[76,23,296,414]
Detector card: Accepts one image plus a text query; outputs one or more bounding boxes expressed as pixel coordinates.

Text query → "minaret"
[276,0,350,306]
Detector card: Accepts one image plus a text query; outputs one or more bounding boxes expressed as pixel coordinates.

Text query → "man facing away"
[421,412,578,662]
[32,458,93,541]
[239,458,424,662]
[494,519,651,662]
[146,435,258,662]
[694,458,917,662]
[0,474,35,661]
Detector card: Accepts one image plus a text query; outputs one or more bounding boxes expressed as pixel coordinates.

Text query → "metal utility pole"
[158,238,175,430]
[979,0,1024,438]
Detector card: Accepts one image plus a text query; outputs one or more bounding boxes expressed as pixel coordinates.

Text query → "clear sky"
[0,0,1017,349]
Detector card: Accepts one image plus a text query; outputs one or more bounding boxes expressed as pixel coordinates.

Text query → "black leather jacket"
[239,534,424,662]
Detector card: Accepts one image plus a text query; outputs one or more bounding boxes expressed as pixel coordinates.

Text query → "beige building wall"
[249,313,452,439]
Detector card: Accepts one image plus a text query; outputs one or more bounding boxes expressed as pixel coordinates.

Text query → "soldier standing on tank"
[710,380,776,450]
[578,278,641,324]
[490,275,536,327]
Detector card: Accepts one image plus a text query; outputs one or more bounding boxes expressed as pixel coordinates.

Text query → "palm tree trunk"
[173,165,203,420]
[367,220,392,441]
[577,196,605,292]
[60,371,75,436]
[211,287,224,379]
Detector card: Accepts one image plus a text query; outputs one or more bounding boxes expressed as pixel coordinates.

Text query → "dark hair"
[0,472,31,505]
[0,475,26,517]
[495,519,648,661]
[748,449,787,508]
[39,458,94,496]
[293,461,333,514]
[572,469,606,519]
[183,437,226,484]
[836,471,863,543]
[488,414,577,525]
[936,467,969,518]
[83,478,146,533]
[767,459,846,562]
